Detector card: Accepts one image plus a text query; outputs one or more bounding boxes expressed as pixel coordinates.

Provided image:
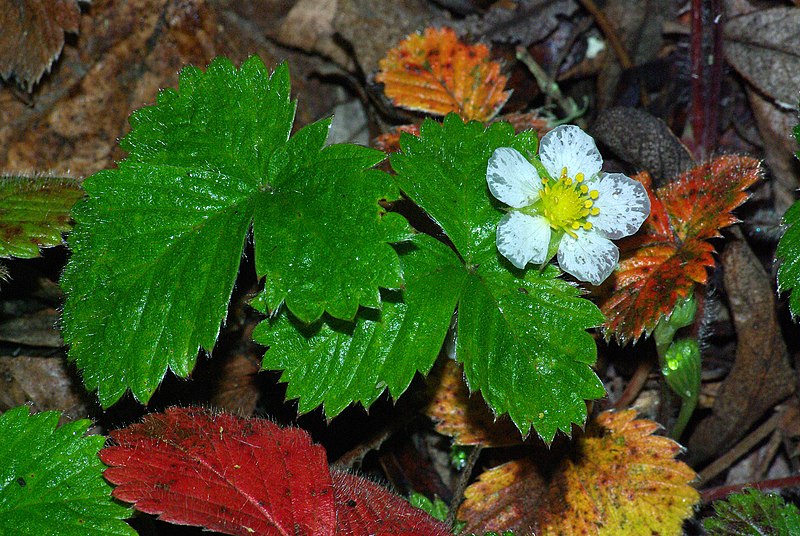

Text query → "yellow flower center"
[539,167,600,238]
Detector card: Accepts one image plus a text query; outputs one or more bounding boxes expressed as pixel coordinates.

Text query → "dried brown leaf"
[724,7,800,107]
[687,236,796,465]
[591,107,694,187]
[0,0,278,176]
[0,0,82,90]
[458,0,579,46]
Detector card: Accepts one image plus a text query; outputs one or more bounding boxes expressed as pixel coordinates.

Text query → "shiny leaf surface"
[0,406,134,536]
[61,56,406,406]
[392,115,603,441]
[254,235,464,417]
[704,488,800,535]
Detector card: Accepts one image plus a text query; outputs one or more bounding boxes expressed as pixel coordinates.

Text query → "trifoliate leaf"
[375,27,511,121]
[61,56,407,406]
[254,234,463,417]
[777,200,800,317]
[704,488,800,535]
[0,175,83,259]
[392,115,603,441]
[0,406,134,535]
[602,157,760,343]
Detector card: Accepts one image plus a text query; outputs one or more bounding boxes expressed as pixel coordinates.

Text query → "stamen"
[583,222,593,230]
[590,190,599,200]
[580,185,588,194]
[561,167,568,179]
[575,173,584,182]
[590,207,600,216]
[584,200,593,208]
[564,178,572,186]
[571,221,580,230]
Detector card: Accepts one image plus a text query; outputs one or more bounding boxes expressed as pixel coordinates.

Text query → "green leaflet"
[392,115,604,441]
[704,488,800,535]
[0,406,134,535]
[259,115,604,440]
[777,199,800,317]
[61,56,407,406]
[0,175,83,259]
[776,123,800,318]
[254,235,464,416]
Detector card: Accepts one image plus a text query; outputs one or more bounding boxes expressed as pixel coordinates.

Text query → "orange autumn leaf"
[601,156,760,343]
[425,360,523,447]
[375,27,511,121]
[458,410,699,536]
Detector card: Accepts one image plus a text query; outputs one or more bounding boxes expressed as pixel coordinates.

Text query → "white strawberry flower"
[486,125,650,286]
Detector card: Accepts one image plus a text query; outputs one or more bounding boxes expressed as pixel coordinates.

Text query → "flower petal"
[496,211,551,269]
[539,125,603,180]
[487,147,542,208]
[587,173,651,239]
[557,231,619,286]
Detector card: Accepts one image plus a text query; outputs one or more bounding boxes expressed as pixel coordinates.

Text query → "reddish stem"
[701,475,800,504]
[689,0,723,159]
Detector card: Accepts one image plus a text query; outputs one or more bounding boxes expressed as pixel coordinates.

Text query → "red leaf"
[332,469,450,536]
[100,406,335,536]
[661,156,760,241]
[601,157,760,342]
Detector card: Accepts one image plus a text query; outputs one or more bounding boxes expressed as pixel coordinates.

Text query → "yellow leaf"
[375,27,511,121]
[458,410,699,535]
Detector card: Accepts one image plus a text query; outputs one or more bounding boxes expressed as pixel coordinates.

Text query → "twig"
[698,411,783,483]
[613,357,654,410]
[515,47,586,122]
[576,0,633,69]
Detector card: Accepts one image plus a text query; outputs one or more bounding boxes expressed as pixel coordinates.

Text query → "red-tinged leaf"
[375,27,511,121]
[660,156,761,241]
[458,410,699,535]
[331,469,450,536]
[100,407,335,536]
[600,158,760,343]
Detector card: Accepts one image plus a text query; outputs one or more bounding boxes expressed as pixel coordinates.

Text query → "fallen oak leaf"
[375,27,511,121]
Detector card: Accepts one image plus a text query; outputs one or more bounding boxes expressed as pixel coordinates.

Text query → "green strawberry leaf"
[390,114,538,263]
[61,56,407,407]
[253,234,464,416]
[777,199,800,317]
[0,175,83,259]
[0,406,134,535]
[392,114,604,441]
[253,119,409,322]
[704,488,800,535]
